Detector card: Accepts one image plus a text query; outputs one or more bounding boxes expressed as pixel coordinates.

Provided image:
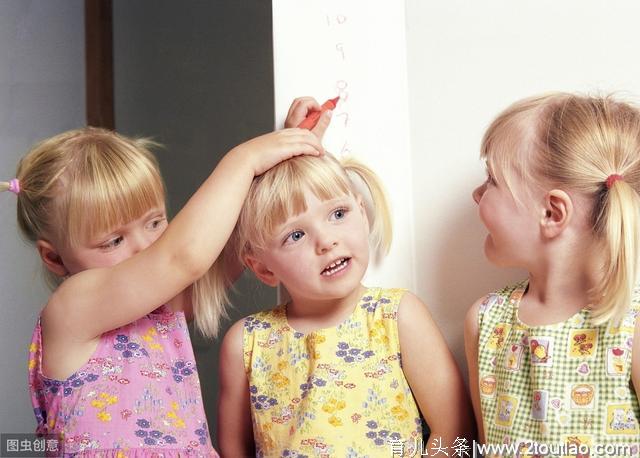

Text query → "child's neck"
[519,259,598,326]
[517,228,603,326]
[285,284,366,334]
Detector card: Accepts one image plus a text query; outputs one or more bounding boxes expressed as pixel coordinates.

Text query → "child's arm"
[464,297,485,443]
[44,130,322,342]
[217,319,254,456]
[398,292,476,449]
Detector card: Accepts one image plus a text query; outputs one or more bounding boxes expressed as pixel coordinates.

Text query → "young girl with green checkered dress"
[465,93,640,456]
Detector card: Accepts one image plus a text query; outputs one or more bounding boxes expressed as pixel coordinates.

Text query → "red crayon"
[297,96,340,130]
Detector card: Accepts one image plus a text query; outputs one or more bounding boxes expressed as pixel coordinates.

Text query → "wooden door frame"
[85,0,114,129]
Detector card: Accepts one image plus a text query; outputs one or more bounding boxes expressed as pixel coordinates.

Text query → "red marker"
[297,96,340,130]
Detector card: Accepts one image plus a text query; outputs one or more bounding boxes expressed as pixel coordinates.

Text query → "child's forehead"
[302,187,351,204]
[274,193,352,226]
[71,201,166,246]
[289,193,351,216]
[97,205,165,231]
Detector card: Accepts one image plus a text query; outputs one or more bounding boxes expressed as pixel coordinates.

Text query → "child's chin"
[485,251,520,269]
[483,239,497,262]
[484,244,508,267]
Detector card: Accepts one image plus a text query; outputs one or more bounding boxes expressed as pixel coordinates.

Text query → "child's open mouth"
[321,257,351,276]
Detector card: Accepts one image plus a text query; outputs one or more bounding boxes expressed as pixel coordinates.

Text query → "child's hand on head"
[284,96,332,140]
[233,128,324,176]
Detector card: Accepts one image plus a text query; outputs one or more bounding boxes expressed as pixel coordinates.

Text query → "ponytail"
[342,158,392,260]
[1,178,20,194]
[592,179,640,325]
[191,244,232,339]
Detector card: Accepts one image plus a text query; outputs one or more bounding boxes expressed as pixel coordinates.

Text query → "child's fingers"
[292,97,321,112]
[265,128,324,157]
[279,138,322,157]
[311,110,332,140]
[284,97,322,128]
[284,101,300,126]
[251,129,325,175]
[286,129,324,155]
[288,143,322,157]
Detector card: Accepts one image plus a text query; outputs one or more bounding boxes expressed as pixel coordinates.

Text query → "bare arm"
[464,297,485,443]
[217,320,254,457]
[398,292,475,449]
[44,130,323,342]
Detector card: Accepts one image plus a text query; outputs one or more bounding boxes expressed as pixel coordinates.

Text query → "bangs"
[480,96,547,197]
[241,155,352,252]
[62,138,165,246]
[481,116,527,189]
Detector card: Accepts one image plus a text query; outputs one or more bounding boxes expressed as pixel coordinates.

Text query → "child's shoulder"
[224,306,286,342]
[478,280,526,311]
[220,309,279,364]
[365,285,412,303]
[465,280,527,335]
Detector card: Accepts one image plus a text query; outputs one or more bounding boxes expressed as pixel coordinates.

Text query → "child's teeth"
[323,259,347,276]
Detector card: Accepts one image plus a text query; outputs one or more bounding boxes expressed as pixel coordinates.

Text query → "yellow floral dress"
[243,287,422,457]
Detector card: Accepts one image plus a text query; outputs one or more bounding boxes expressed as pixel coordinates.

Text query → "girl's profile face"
[251,188,370,301]
[472,165,541,268]
[54,206,168,276]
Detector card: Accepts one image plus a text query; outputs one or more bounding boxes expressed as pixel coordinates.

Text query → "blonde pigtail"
[2,175,23,194]
[592,180,640,325]
[191,247,231,339]
[342,158,393,259]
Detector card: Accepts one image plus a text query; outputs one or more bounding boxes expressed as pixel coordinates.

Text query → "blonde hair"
[482,93,640,324]
[3,127,226,337]
[218,153,392,308]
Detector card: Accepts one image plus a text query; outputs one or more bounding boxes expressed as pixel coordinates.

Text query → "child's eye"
[283,230,305,245]
[331,208,349,220]
[147,217,166,230]
[100,236,124,251]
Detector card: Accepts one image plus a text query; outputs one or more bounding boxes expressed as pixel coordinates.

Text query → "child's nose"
[472,183,486,204]
[131,232,153,255]
[316,234,338,254]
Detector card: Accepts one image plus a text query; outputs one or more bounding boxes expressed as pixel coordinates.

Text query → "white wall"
[273,1,416,289]
[0,0,85,429]
[273,0,640,379]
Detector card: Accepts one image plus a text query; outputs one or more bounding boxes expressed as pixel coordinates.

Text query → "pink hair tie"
[606,174,624,189]
[8,178,20,195]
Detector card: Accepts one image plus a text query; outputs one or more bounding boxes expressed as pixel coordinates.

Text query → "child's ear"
[36,239,69,277]
[541,189,573,238]
[244,255,279,287]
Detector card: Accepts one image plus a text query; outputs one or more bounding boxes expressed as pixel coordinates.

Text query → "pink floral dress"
[28,305,219,457]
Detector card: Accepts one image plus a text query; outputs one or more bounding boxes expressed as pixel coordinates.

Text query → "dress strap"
[28,319,48,434]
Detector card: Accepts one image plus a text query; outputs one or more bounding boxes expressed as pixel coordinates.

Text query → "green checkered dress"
[477,281,640,456]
